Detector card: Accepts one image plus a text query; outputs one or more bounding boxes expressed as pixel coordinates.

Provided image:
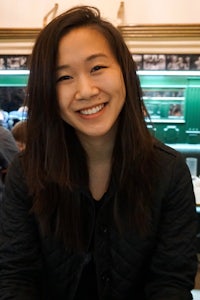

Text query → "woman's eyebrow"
[56,53,107,71]
[86,53,107,62]
[56,64,70,72]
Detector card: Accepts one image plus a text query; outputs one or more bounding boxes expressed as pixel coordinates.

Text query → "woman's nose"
[75,75,99,100]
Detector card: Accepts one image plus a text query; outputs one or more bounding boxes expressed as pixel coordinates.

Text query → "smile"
[79,104,105,115]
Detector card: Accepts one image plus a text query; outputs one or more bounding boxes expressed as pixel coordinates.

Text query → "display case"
[0,70,28,127]
[138,70,200,145]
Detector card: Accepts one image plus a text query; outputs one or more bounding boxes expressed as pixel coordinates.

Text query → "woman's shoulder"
[153,139,179,157]
[7,153,24,174]
[152,139,189,177]
[5,153,28,194]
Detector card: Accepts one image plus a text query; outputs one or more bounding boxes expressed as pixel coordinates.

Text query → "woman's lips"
[79,103,105,115]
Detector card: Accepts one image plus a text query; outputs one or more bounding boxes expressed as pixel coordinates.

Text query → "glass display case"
[143,87,185,122]
[0,70,28,128]
[138,70,200,144]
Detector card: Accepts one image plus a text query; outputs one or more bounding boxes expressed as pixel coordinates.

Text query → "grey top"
[0,125,18,199]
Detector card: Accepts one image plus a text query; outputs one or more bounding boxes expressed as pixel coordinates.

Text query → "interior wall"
[1,0,200,28]
[0,0,121,28]
[0,0,200,54]
[125,0,200,24]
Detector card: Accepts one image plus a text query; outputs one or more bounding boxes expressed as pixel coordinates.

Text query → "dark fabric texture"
[0,126,18,164]
[73,199,103,300]
[0,126,18,200]
[0,142,198,300]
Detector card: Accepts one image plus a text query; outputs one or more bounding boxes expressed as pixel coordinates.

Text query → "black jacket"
[0,142,198,299]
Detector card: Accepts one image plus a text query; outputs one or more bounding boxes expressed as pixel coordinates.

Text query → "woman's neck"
[76,126,116,164]
[76,128,116,200]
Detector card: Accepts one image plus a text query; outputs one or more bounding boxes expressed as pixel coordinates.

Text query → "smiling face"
[56,26,126,141]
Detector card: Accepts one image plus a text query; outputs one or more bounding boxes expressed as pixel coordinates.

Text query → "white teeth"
[80,104,104,115]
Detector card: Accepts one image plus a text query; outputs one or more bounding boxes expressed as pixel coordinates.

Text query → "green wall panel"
[0,75,28,86]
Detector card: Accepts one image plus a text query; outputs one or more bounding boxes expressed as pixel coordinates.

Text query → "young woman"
[0,6,197,300]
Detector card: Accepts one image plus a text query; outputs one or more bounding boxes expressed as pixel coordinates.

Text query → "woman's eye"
[56,75,72,83]
[91,65,107,73]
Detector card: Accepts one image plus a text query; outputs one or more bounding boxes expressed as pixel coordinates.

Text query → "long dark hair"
[23,6,156,250]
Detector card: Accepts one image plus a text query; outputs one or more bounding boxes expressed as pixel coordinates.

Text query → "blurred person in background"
[11,120,27,151]
[0,125,18,200]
